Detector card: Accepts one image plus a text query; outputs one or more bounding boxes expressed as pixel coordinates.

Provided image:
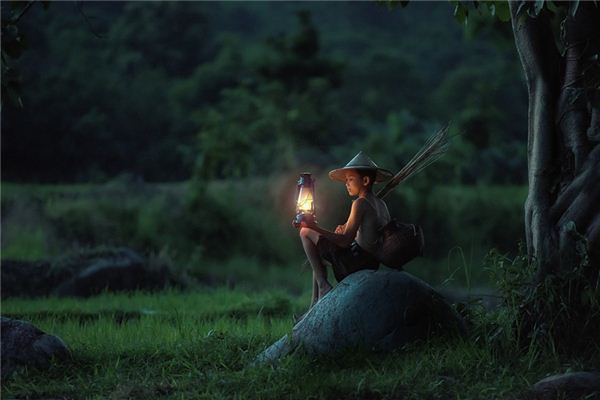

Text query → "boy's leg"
[294,275,319,324]
[300,227,332,300]
[310,274,318,308]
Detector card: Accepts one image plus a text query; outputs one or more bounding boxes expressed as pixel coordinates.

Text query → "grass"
[1,179,526,278]
[0,226,48,260]
[194,257,312,295]
[2,288,597,400]
[3,181,595,398]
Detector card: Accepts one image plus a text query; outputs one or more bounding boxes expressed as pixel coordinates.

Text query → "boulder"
[530,372,600,399]
[256,269,466,364]
[55,247,175,297]
[1,317,70,379]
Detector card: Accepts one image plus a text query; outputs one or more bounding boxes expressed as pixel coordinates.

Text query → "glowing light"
[297,188,314,213]
[293,173,316,227]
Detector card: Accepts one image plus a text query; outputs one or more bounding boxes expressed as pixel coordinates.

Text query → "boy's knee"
[299,227,310,238]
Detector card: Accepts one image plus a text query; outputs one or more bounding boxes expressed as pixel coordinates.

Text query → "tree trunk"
[509,1,600,351]
[509,1,600,281]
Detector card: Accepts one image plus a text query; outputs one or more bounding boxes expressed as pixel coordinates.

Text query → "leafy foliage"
[1,1,38,107]
[485,240,600,357]
[2,2,527,185]
[1,180,526,289]
[450,0,511,26]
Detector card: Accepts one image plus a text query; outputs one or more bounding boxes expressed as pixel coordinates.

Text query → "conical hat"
[328,151,393,183]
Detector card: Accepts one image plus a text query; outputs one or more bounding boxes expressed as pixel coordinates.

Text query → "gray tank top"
[356,192,391,254]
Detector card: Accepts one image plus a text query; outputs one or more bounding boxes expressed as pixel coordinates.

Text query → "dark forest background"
[3,4,600,399]
[2,1,528,289]
[2,1,526,184]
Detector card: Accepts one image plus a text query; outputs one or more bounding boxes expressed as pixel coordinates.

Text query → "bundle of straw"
[376,124,450,199]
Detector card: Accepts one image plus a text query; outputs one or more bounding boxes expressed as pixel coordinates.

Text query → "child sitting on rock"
[297,151,392,309]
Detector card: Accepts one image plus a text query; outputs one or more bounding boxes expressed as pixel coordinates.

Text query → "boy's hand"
[335,224,345,234]
[300,218,318,230]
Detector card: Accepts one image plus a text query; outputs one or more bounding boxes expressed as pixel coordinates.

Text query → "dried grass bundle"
[376,124,450,199]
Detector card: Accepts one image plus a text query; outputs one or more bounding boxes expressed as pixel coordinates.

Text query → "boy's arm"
[303,198,367,248]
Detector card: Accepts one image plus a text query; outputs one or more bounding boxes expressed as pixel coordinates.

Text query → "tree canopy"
[1,1,527,184]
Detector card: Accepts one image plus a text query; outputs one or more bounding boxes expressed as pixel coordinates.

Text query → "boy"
[298,151,392,309]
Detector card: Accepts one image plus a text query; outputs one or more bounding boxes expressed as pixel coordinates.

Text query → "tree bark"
[509,2,561,281]
[510,1,600,281]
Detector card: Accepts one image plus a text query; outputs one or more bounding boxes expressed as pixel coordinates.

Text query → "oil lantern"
[293,173,316,227]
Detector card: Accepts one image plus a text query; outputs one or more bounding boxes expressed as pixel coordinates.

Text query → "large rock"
[1,317,70,379]
[530,372,600,399]
[256,269,466,364]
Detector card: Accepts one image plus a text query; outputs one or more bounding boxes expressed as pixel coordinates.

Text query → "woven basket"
[375,219,425,269]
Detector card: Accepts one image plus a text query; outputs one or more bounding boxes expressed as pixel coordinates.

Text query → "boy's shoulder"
[352,196,377,212]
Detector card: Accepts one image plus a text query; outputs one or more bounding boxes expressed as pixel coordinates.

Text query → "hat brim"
[328,166,393,184]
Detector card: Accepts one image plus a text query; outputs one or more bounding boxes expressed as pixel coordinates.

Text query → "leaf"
[495,1,511,22]
[516,1,528,17]
[454,2,469,26]
[534,0,545,16]
[3,84,23,108]
[545,0,560,14]
[570,0,580,17]
[380,0,409,10]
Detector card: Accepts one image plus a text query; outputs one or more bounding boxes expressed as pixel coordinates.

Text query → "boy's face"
[344,169,368,196]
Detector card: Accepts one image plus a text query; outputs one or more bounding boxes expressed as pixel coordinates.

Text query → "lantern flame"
[293,172,316,228]
[296,188,314,213]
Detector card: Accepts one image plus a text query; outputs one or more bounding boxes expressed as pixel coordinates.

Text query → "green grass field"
[3,288,597,400]
[1,179,527,290]
[4,181,597,399]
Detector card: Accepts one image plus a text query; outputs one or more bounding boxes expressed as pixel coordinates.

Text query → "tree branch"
[11,1,36,25]
[75,1,103,40]
[550,146,595,223]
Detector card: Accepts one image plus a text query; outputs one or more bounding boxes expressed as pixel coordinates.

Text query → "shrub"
[484,240,600,357]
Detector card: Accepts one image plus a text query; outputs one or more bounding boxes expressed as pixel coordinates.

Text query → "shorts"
[317,237,379,283]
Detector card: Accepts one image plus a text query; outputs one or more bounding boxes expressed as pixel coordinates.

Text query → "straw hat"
[328,151,393,183]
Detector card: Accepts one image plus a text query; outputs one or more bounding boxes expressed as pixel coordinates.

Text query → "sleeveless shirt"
[355,192,391,254]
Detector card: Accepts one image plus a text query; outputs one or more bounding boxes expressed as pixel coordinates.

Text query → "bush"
[2,180,527,289]
[484,241,600,357]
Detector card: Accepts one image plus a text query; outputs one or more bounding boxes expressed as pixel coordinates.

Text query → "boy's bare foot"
[292,312,307,324]
[318,283,332,300]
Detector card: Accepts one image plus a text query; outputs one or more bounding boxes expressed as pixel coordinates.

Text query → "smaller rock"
[54,248,176,297]
[437,287,502,310]
[2,247,189,299]
[531,372,600,400]
[1,317,70,379]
